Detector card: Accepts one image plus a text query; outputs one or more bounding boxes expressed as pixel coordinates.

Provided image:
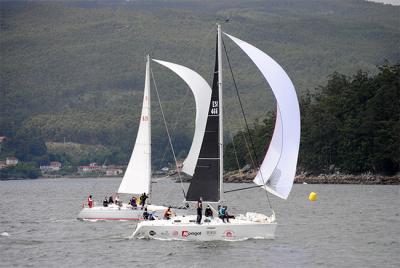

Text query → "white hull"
[132,212,276,241]
[77,204,168,221]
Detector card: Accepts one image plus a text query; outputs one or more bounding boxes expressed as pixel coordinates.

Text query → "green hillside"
[1,0,399,165]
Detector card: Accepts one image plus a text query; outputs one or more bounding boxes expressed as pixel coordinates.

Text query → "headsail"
[186,37,221,202]
[152,59,212,176]
[118,56,151,195]
[225,33,301,200]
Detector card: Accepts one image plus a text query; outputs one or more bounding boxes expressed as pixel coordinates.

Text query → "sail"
[186,38,221,202]
[225,33,301,200]
[152,59,212,176]
[118,57,151,195]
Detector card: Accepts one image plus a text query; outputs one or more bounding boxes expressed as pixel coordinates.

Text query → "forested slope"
[1,0,399,166]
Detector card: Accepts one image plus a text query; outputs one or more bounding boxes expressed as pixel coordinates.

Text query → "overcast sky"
[366,0,400,5]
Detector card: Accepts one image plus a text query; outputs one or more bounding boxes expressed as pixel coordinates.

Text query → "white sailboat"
[132,24,300,240]
[77,55,212,221]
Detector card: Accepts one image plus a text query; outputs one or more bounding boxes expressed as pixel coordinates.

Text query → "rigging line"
[240,130,257,170]
[222,38,272,210]
[224,110,241,171]
[159,85,191,165]
[150,68,187,199]
[228,127,241,171]
[224,185,263,193]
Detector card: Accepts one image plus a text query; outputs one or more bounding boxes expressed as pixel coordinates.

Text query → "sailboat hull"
[77,204,167,221]
[132,213,276,241]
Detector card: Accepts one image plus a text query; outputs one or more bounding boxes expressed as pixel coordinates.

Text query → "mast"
[146,54,152,203]
[217,24,223,201]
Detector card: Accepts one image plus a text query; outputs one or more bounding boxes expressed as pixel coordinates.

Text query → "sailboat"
[132,24,300,240]
[77,55,212,221]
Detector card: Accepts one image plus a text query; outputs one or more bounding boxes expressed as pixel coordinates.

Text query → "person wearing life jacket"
[163,206,174,220]
[204,205,213,218]
[87,195,93,208]
[140,192,149,209]
[218,205,227,222]
[130,196,137,208]
[115,195,122,207]
[148,212,156,221]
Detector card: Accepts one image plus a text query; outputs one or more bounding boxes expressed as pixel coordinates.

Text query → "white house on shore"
[6,157,18,166]
[105,168,124,176]
[40,161,62,173]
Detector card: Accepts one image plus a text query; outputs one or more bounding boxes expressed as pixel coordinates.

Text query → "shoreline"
[223,171,399,185]
[1,173,399,185]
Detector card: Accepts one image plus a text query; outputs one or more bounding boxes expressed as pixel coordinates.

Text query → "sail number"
[210,101,219,115]
[142,115,149,121]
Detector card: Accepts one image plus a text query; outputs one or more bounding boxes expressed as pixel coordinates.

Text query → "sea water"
[0,177,399,268]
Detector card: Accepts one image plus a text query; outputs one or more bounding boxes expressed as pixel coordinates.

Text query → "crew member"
[130,196,137,208]
[219,206,228,223]
[204,205,213,218]
[163,207,174,220]
[196,198,203,224]
[103,196,108,207]
[143,207,149,220]
[113,195,121,207]
[87,195,93,208]
[140,192,149,209]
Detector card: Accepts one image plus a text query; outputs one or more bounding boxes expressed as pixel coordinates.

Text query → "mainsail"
[152,59,211,176]
[118,56,152,195]
[186,37,221,202]
[224,33,301,200]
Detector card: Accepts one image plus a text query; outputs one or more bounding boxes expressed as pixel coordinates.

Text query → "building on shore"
[40,161,62,173]
[6,157,18,166]
[105,168,124,176]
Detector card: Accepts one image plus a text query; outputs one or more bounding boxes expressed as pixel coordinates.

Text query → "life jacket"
[88,197,93,208]
[164,209,172,218]
[218,207,225,217]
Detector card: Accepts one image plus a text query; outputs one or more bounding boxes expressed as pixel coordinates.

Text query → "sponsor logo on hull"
[224,230,234,237]
[182,231,201,237]
[172,230,179,237]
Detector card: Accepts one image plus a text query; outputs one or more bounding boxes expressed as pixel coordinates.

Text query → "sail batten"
[118,56,151,195]
[152,59,212,177]
[224,33,301,200]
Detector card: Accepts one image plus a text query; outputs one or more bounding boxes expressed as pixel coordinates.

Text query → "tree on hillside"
[3,127,48,163]
[225,63,400,175]
[300,63,399,174]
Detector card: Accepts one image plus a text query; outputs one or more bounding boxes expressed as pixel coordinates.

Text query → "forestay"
[225,33,301,200]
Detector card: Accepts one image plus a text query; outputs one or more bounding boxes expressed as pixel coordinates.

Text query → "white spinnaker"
[225,33,300,200]
[118,57,151,195]
[152,59,212,176]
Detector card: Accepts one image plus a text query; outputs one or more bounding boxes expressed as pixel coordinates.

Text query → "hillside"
[1,0,399,165]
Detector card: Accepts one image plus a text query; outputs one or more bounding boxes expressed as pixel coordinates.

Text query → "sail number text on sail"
[210,101,219,115]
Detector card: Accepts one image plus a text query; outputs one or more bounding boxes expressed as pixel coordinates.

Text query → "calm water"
[0,177,399,268]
